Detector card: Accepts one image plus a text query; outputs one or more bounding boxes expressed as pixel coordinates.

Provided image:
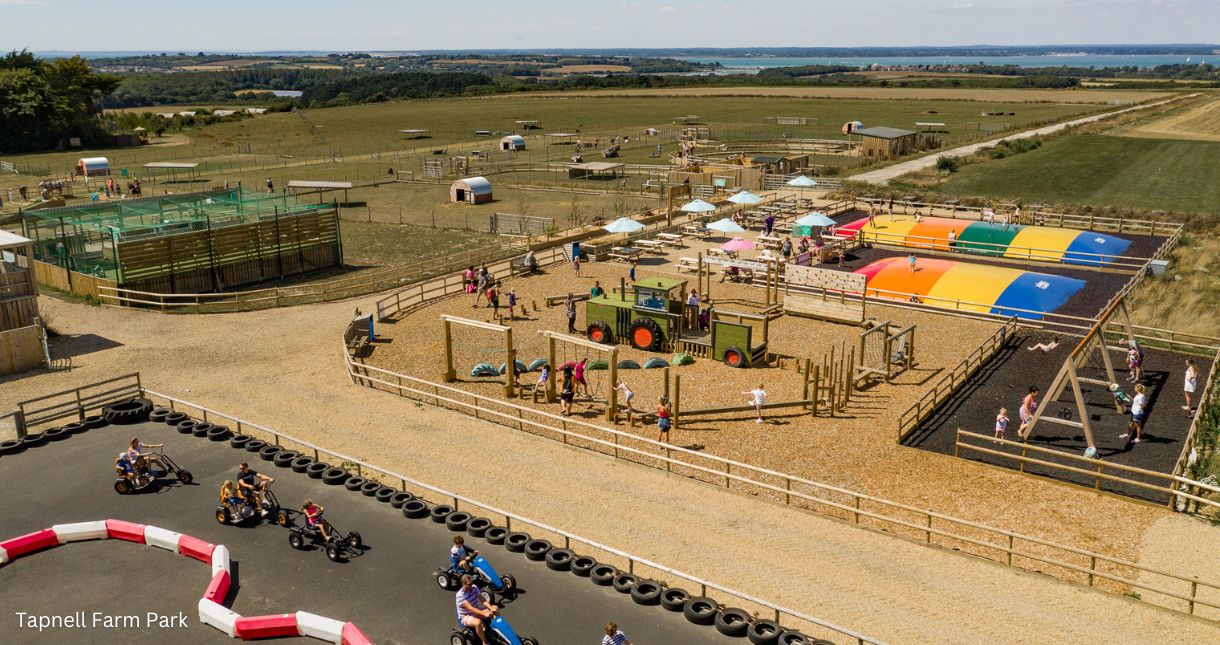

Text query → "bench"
[635,240,667,254]
[656,233,685,247]
[783,294,864,325]
[676,257,700,273]
[344,315,373,355]
[511,256,540,276]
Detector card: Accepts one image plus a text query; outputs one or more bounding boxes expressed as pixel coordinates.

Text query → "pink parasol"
[721,237,757,252]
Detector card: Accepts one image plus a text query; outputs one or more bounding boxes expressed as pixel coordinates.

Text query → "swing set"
[441,315,517,399]
[539,330,619,422]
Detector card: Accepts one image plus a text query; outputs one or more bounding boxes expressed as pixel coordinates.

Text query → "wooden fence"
[30,259,116,300]
[1170,347,1220,509]
[341,349,1220,620]
[897,317,1019,442]
[12,373,142,437]
[0,324,45,376]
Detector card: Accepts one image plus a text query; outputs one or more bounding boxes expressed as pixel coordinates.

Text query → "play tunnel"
[839,214,1131,266]
[853,256,1085,319]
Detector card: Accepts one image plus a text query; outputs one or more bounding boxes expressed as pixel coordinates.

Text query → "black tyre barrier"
[206,425,230,441]
[523,539,551,562]
[344,476,366,491]
[272,450,300,467]
[374,487,396,503]
[660,587,689,612]
[101,398,152,425]
[290,456,314,473]
[244,439,267,453]
[321,468,349,485]
[21,433,47,447]
[430,505,454,523]
[715,608,751,638]
[401,499,429,519]
[445,511,471,532]
[164,412,187,426]
[192,422,214,438]
[630,580,662,606]
[64,421,88,434]
[683,597,719,626]
[779,631,814,645]
[44,427,71,441]
[747,619,782,645]
[390,492,414,508]
[544,548,574,571]
[466,517,492,538]
[259,445,282,460]
[83,415,107,429]
[0,439,25,455]
[590,564,617,586]
[357,481,380,496]
[176,420,198,435]
[149,408,171,422]
[229,434,252,449]
[306,462,331,479]
[571,556,596,577]
[611,572,637,594]
[485,527,508,546]
[504,532,530,553]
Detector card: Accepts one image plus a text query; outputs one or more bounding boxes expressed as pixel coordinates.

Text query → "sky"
[4,0,1218,51]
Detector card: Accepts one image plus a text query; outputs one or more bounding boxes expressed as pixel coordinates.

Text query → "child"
[656,396,672,442]
[615,379,636,426]
[1017,386,1039,438]
[560,367,575,416]
[486,282,500,320]
[628,261,637,284]
[533,363,550,404]
[574,358,589,398]
[219,479,240,508]
[451,536,476,573]
[507,288,518,321]
[1121,383,1147,444]
[994,407,1009,442]
[907,254,918,274]
[301,498,331,541]
[1126,340,1143,382]
[744,384,766,423]
[573,256,581,277]
[464,266,476,293]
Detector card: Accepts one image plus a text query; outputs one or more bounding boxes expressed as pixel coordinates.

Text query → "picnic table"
[634,239,667,254]
[682,224,710,238]
[757,235,782,249]
[608,246,643,262]
[656,233,685,247]
[707,248,737,259]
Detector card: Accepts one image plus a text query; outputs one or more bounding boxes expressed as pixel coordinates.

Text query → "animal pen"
[19,189,342,296]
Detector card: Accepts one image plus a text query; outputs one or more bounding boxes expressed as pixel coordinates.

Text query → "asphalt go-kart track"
[0,414,741,644]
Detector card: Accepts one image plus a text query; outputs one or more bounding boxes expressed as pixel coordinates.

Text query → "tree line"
[0,50,119,153]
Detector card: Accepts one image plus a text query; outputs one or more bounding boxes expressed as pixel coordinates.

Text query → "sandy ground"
[2,286,1217,642]
[849,94,1198,185]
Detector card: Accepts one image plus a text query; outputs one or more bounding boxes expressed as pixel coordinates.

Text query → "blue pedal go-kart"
[435,551,517,602]
[450,613,537,645]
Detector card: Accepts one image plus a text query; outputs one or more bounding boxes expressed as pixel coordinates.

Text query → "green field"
[928,134,1220,214]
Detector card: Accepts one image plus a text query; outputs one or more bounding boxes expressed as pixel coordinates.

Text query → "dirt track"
[2,295,1219,643]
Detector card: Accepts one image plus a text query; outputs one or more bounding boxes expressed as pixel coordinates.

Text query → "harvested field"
[542,64,633,74]
[1120,95,1220,141]
[527,86,1173,104]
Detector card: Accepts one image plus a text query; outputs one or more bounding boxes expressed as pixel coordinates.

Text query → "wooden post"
[846,346,855,406]
[663,367,671,401]
[801,358,811,404]
[1067,367,1095,448]
[812,365,821,416]
[443,320,456,382]
[606,346,618,423]
[504,328,515,399]
[673,374,681,430]
[547,336,557,403]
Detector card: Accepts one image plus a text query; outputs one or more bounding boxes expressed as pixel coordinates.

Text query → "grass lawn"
[929,134,1220,214]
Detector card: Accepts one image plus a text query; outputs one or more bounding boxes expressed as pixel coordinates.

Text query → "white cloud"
[658,5,677,12]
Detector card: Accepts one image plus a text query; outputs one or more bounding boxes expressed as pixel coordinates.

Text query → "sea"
[681,54,1211,72]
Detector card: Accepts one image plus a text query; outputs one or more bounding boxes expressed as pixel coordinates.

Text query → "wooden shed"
[854,126,918,159]
[500,135,527,151]
[0,230,46,376]
[450,176,493,204]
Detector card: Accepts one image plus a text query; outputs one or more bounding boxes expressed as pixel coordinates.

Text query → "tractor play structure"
[584,276,771,368]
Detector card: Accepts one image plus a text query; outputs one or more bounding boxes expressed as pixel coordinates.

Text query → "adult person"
[237,462,274,516]
[602,622,633,645]
[947,228,957,251]
[301,498,332,541]
[265,177,274,193]
[565,293,577,334]
[686,289,700,329]
[456,574,499,645]
[1184,358,1198,414]
[590,281,605,299]
[656,396,672,442]
[763,214,775,236]
[1017,386,1039,438]
[127,436,165,473]
[780,236,793,262]
[473,266,490,308]
[744,384,766,423]
[1121,383,1148,444]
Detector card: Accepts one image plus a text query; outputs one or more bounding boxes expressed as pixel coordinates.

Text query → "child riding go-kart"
[114,448,192,494]
[215,479,287,526]
[436,536,517,602]
[285,501,364,562]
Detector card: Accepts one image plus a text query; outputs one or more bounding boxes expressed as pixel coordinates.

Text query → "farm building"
[0,231,46,376]
[854,126,918,159]
[500,135,527,151]
[75,157,109,178]
[19,189,342,298]
[450,177,493,204]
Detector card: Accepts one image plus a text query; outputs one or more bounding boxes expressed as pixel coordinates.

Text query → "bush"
[935,156,959,173]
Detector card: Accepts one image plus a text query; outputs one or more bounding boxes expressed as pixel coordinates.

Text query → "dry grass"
[1126,227,1220,338]
[526,86,1174,104]
[1119,96,1220,141]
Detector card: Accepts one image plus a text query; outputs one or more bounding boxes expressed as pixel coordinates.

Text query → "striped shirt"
[455,585,481,617]
[602,631,629,645]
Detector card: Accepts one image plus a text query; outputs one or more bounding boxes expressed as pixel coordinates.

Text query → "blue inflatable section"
[990,272,1085,320]
[1063,232,1131,266]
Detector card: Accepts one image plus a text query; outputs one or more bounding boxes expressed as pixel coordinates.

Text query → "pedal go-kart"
[435,551,517,602]
[215,484,288,526]
[451,613,537,645]
[286,511,364,562]
[114,449,193,494]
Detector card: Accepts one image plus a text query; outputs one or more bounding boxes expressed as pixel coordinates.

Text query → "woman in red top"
[656,397,672,443]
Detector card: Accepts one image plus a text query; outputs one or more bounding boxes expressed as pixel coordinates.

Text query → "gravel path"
[848,94,1198,185]
[3,296,1218,643]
